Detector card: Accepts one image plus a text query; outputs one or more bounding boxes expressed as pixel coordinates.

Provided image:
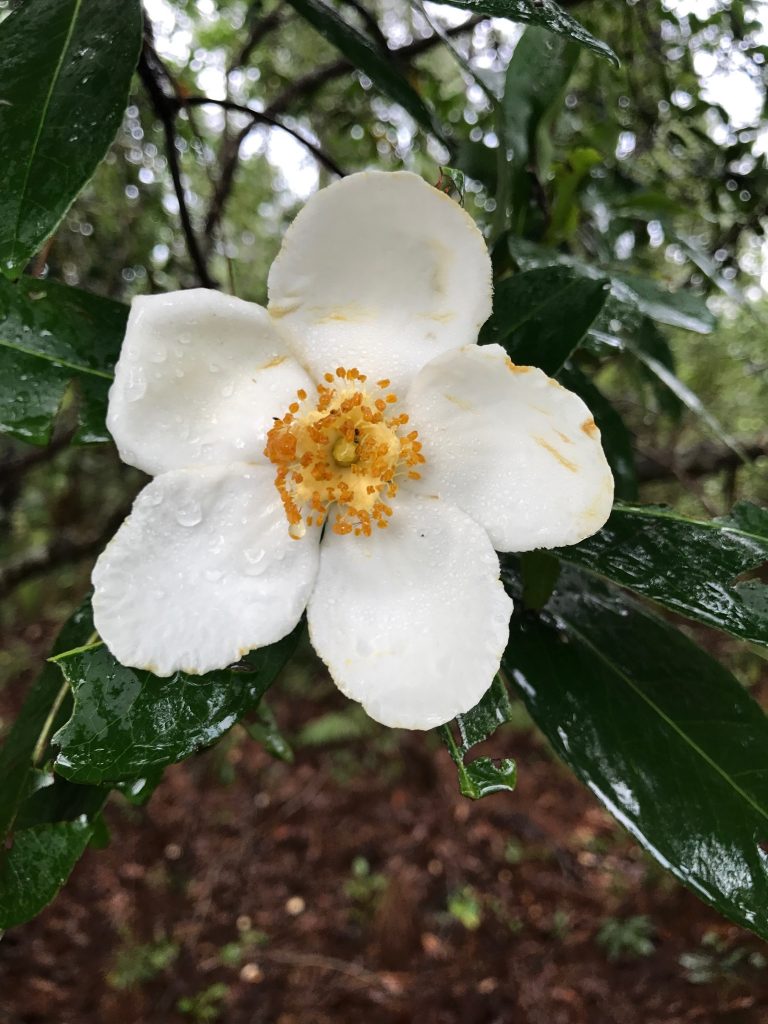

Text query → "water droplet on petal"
[204,568,223,582]
[175,500,202,527]
[288,521,306,540]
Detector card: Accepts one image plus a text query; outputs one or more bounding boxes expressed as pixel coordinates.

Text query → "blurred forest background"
[1,0,768,1021]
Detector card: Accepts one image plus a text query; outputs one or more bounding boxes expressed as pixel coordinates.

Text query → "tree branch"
[204,16,484,240]
[180,96,346,178]
[264,16,484,118]
[138,45,217,289]
[636,437,768,484]
[0,502,133,603]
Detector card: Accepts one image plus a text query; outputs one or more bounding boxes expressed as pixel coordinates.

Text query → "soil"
[1,625,767,1024]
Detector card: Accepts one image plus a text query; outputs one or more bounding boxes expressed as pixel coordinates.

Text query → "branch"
[204,15,484,240]
[636,437,768,484]
[0,502,133,603]
[138,45,217,289]
[229,6,287,72]
[264,16,484,118]
[180,96,346,178]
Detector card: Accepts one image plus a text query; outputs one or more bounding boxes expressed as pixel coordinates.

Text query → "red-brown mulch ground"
[1,630,767,1024]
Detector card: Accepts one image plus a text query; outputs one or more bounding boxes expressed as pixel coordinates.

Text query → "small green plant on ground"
[448,886,483,931]
[597,915,655,961]
[344,856,387,920]
[106,934,179,990]
[679,931,767,985]
[177,983,229,1023]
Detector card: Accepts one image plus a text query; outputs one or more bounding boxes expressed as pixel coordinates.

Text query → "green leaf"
[53,627,302,783]
[0,0,143,277]
[558,366,638,501]
[502,26,580,172]
[440,676,518,799]
[503,567,768,941]
[624,331,745,459]
[425,0,618,65]
[284,0,443,140]
[0,603,94,839]
[245,699,294,763]
[557,502,768,648]
[479,267,609,375]
[507,239,715,335]
[0,820,95,929]
[0,276,126,445]
[521,550,560,610]
[611,273,715,335]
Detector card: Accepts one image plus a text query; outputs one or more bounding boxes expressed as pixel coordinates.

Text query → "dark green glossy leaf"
[557,502,768,647]
[0,276,126,445]
[502,26,579,171]
[521,550,560,610]
[0,0,143,277]
[245,699,294,763]
[558,366,638,501]
[53,627,301,783]
[425,0,618,65]
[114,770,164,806]
[479,267,609,375]
[0,603,94,839]
[0,820,94,929]
[611,272,715,335]
[440,676,518,799]
[285,0,443,139]
[624,332,744,458]
[508,238,715,335]
[503,567,768,941]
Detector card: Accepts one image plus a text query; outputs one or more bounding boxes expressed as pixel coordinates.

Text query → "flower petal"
[267,171,492,392]
[108,289,313,475]
[92,464,319,676]
[405,344,614,552]
[307,492,512,729]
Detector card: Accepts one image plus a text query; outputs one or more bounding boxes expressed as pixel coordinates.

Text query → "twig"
[260,948,386,986]
[636,437,767,484]
[137,46,217,288]
[203,15,484,239]
[0,502,132,602]
[265,16,484,118]
[180,96,346,178]
[229,6,287,72]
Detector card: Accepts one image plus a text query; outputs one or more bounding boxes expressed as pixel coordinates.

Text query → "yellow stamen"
[264,370,426,538]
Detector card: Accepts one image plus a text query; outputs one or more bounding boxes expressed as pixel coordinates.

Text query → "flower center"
[265,367,425,538]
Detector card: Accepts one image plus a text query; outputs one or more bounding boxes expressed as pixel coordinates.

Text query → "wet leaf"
[557,502,768,647]
[508,238,715,335]
[285,0,443,139]
[0,0,143,277]
[479,266,609,375]
[53,627,302,783]
[0,603,94,839]
[245,699,294,763]
[440,676,518,799]
[503,567,768,941]
[0,276,126,445]
[0,820,95,929]
[425,0,618,65]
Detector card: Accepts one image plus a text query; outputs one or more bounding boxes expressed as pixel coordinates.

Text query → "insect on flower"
[92,171,613,729]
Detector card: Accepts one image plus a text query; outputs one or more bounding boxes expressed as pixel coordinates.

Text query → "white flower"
[92,170,613,730]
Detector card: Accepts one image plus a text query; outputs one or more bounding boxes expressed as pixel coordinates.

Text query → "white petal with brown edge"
[92,464,320,677]
[267,171,493,393]
[108,289,313,476]
[404,344,614,552]
[307,491,512,730]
